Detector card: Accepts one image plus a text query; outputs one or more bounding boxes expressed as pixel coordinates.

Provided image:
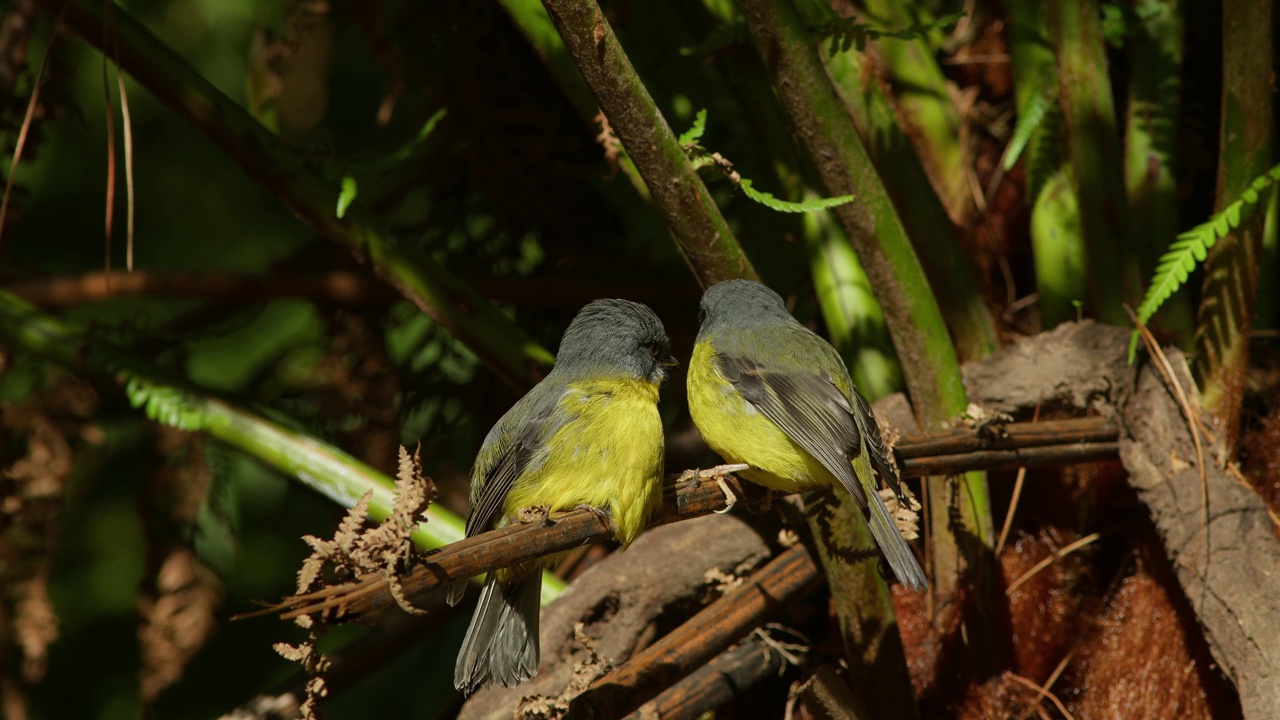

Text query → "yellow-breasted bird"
[449,299,675,693]
[686,279,927,589]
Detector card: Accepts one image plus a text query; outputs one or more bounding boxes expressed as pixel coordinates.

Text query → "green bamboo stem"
[735,0,997,694]
[0,289,568,603]
[30,0,555,391]
[1009,0,1086,329]
[1124,0,1193,345]
[539,0,759,287]
[861,0,970,223]
[1049,0,1142,325]
[794,0,997,361]
[1193,0,1273,448]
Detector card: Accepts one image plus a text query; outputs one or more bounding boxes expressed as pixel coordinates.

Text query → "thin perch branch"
[258,416,1119,622]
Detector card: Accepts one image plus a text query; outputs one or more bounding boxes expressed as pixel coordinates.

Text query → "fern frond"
[124,375,208,431]
[1003,85,1056,172]
[740,179,853,213]
[1026,106,1064,204]
[811,11,965,56]
[678,109,850,214]
[678,109,708,147]
[1128,161,1280,361]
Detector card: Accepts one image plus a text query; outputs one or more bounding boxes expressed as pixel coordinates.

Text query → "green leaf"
[336,176,358,219]
[678,109,708,147]
[740,178,853,213]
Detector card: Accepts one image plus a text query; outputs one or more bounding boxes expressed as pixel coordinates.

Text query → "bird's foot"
[573,503,612,531]
[714,476,738,513]
[697,463,749,514]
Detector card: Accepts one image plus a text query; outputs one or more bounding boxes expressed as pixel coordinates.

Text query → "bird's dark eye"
[647,342,661,358]
[697,308,707,324]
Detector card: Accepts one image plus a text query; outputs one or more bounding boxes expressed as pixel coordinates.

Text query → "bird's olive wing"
[463,387,562,538]
[714,354,869,506]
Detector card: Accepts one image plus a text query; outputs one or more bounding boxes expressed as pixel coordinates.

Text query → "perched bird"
[686,279,927,590]
[450,299,675,693]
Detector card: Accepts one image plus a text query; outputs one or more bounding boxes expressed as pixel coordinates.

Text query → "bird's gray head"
[555,299,675,385]
[697,280,797,340]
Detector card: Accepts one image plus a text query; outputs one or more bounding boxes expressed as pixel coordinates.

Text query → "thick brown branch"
[250,416,1118,623]
[564,543,822,719]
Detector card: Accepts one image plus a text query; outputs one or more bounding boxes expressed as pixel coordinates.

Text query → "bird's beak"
[660,351,679,369]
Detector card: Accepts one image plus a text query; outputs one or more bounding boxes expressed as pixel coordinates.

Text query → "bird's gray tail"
[867,489,928,590]
[453,573,541,694]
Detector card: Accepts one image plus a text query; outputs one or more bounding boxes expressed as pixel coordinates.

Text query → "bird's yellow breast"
[503,377,664,546]
[687,340,833,492]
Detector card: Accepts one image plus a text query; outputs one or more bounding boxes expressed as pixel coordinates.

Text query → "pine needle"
[1008,673,1076,720]
[1006,532,1101,594]
[0,13,64,252]
[995,398,1043,556]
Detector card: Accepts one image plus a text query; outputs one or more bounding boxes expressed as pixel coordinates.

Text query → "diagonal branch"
[734,0,995,694]
[539,0,758,287]
[28,0,554,390]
